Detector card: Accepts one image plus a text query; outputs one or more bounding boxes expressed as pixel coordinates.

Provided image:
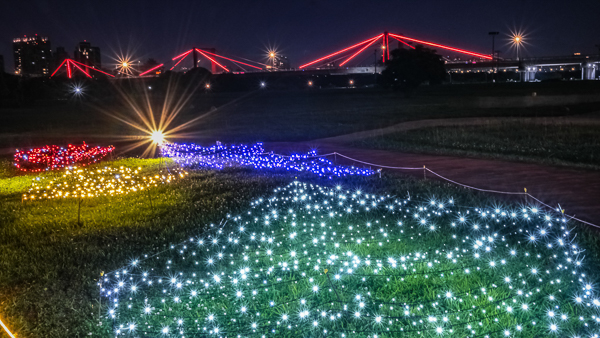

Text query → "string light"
[22,166,187,200]
[100,181,596,337]
[0,317,16,338]
[161,142,375,178]
[14,142,114,172]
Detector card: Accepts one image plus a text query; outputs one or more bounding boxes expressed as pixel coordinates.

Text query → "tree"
[380,45,446,93]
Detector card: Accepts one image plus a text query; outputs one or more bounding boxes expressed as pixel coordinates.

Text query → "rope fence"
[271,150,599,229]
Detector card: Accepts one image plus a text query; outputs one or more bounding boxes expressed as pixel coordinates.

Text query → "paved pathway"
[267,115,600,227]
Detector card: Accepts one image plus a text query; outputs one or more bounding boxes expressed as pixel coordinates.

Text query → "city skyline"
[1,0,599,73]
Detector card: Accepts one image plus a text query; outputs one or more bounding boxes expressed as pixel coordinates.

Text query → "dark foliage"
[380,45,446,93]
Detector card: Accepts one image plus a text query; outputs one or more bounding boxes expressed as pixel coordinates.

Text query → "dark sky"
[1,0,599,72]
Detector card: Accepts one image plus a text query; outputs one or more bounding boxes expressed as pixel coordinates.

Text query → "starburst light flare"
[102,78,220,157]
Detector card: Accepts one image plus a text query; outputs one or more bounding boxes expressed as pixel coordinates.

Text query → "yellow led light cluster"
[23,166,187,200]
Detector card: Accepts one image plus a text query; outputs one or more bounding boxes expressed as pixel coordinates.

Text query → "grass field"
[97,180,600,337]
[2,82,600,337]
[0,158,289,337]
[2,83,599,154]
[1,155,600,337]
[355,122,600,169]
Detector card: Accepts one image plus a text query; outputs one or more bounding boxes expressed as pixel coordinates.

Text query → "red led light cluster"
[14,142,115,172]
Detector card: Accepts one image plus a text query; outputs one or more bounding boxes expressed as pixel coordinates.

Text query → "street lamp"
[488,32,499,82]
[513,35,523,61]
[268,51,276,70]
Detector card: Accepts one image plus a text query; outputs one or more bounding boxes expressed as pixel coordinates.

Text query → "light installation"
[22,166,187,200]
[0,316,16,338]
[160,142,375,178]
[299,31,492,69]
[139,63,165,76]
[170,48,266,72]
[100,181,597,337]
[14,143,115,172]
[50,59,115,79]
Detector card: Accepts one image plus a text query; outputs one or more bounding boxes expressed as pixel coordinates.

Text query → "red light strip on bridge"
[50,59,67,77]
[389,35,416,49]
[69,61,92,78]
[388,33,491,59]
[67,60,72,78]
[299,34,383,69]
[382,36,385,63]
[195,49,229,72]
[340,35,383,66]
[69,60,116,77]
[170,54,190,70]
[386,34,390,60]
[173,49,193,60]
[139,63,164,76]
[197,49,262,70]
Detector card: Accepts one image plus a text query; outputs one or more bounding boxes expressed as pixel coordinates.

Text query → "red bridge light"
[388,33,492,59]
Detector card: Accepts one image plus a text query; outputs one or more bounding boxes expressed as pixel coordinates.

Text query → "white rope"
[189,147,600,228]
[425,169,525,195]
[266,149,599,229]
[332,152,423,170]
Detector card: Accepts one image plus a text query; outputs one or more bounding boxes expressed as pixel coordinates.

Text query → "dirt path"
[267,115,600,227]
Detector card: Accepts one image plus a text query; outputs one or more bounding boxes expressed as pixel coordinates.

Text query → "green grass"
[1,85,599,152]
[0,159,291,337]
[98,180,600,337]
[2,155,600,337]
[355,122,600,169]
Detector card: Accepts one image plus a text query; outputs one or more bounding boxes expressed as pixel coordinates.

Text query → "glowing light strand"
[0,317,16,338]
[388,33,492,59]
[22,166,187,200]
[160,142,375,178]
[14,143,114,172]
[196,49,263,70]
[299,34,383,69]
[139,63,164,76]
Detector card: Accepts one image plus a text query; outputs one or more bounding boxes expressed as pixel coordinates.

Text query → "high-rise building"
[13,35,52,76]
[54,47,69,69]
[74,41,101,69]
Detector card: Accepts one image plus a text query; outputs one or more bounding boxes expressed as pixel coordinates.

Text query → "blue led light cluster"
[160,142,374,178]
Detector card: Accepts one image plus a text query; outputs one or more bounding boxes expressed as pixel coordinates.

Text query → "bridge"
[48,30,599,81]
[162,31,491,75]
[446,54,600,81]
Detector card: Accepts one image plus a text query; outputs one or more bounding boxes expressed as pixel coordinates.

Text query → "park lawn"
[99,179,600,337]
[1,87,599,152]
[1,156,600,337]
[0,156,493,337]
[355,122,600,169]
[0,158,291,337]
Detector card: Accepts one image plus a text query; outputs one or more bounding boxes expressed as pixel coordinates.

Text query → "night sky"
[1,0,599,72]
